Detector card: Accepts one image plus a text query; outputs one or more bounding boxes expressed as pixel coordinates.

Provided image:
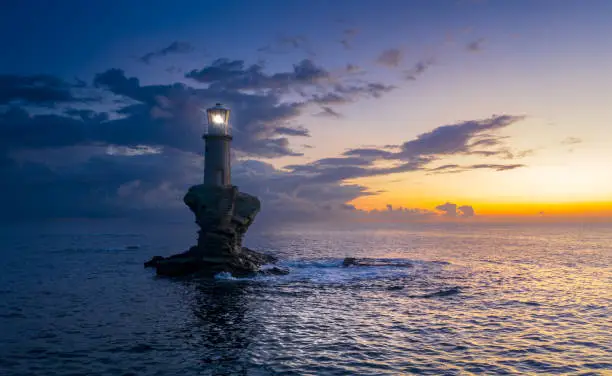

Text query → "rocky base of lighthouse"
[144,185,286,277]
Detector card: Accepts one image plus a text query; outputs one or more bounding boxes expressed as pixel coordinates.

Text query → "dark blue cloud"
[92,68,307,157]
[185,59,329,91]
[0,74,90,105]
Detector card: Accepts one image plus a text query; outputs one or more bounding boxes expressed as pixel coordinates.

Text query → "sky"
[1,0,611,224]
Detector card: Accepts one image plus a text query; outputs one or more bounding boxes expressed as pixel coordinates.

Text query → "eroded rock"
[145,185,276,277]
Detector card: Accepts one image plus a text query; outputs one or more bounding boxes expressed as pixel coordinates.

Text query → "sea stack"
[145,103,277,277]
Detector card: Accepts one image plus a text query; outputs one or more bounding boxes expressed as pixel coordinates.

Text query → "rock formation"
[145,184,281,277]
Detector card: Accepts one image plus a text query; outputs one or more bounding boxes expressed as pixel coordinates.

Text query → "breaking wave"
[214,257,452,287]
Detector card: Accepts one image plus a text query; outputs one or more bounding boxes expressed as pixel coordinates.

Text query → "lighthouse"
[203,103,232,186]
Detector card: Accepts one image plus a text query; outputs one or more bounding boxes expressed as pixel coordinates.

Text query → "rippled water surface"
[1,221,610,375]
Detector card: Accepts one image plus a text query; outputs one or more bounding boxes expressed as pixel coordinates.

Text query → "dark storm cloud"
[185,58,329,91]
[139,41,195,64]
[0,107,94,152]
[185,59,246,85]
[0,74,89,105]
[64,108,110,122]
[93,68,306,157]
[0,147,201,220]
[376,48,403,67]
[1,63,315,174]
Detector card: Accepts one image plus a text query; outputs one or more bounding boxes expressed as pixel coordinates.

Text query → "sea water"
[0,221,610,375]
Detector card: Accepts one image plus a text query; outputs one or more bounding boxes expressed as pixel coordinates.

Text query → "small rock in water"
[409,286,461,298]
[342,257,358,267]
[342,257,413,268]
[387,285,404,291]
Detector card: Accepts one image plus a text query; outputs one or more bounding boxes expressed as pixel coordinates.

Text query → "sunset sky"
[1,0,611,223]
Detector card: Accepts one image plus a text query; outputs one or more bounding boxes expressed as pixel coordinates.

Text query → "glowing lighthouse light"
[212,114,224,124]
[206,103,230,135]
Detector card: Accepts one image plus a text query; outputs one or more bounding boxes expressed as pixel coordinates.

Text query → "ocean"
[0,221,610,375]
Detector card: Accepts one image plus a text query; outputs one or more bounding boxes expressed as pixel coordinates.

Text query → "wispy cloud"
[405,58,435,80]
[257,34,315,56]
[429,163,525,174]
[376,48,403,67]
[561,136,582,145]
[282,115,528,186]
[315,106,343,118]
[138,41,195,64]
[340,28,359,50]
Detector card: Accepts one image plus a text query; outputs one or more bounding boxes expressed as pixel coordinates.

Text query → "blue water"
[1,221,610,375]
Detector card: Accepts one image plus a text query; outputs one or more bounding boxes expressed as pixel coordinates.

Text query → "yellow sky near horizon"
[341,132,612,218]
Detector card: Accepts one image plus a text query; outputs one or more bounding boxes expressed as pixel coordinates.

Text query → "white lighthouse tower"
[203,103,232,186]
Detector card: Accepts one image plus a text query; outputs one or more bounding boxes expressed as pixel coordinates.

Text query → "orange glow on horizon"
[350,195,612,219]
